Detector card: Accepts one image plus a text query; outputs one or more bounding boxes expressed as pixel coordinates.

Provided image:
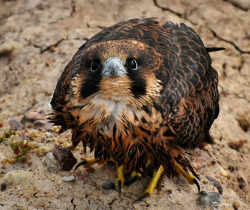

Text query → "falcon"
[49,18,221,200]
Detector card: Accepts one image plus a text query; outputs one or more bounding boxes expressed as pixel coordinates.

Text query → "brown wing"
[158,22,219,148]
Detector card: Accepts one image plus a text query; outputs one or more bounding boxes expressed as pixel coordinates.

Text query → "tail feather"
[206,47,225,52]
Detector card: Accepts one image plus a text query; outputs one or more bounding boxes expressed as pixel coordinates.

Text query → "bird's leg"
[117,165,125,196]
[174,161,200,193]
[136,165,164,201]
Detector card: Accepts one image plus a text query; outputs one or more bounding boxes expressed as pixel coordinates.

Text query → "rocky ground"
[0,0,249,209]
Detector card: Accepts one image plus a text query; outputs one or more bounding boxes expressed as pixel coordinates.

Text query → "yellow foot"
[136,165,164,202]
[174,162,200,193]
[74,158,101,171]
[117,165,125,196]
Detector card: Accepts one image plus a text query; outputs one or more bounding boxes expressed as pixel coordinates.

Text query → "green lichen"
[8,140,32,163]
[0,130,14,143]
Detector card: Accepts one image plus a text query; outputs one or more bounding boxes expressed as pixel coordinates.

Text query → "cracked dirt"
[0,0,249,209]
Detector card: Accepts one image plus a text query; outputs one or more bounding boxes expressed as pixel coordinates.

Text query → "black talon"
[74,160,88,171]
[124,175,139,186]
[118,180,122,197]
[193,178,200,194]
[135,192,150,202]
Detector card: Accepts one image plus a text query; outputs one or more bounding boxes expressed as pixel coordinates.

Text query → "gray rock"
[3,170,34,186]
[42,152,61,173]
[62,175,75,182]
[198,191,222,208]
[8,116,24,130]
[45,122,54,130]
[43,132,52,139]
[34,120,46,127]
[102,182,116,190]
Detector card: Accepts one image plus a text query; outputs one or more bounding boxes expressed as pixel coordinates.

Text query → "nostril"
[107,59,120,71]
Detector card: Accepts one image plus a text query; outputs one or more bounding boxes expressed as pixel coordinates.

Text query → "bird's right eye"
[90,60,100,72]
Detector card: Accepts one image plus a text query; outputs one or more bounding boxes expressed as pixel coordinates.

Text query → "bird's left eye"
[127,58,138,71]
[90,60,100,72]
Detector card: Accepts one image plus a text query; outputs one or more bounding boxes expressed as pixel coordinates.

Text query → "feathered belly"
[73,94,163,172]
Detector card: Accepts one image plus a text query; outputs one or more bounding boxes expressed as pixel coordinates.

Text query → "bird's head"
[70,40,163,104]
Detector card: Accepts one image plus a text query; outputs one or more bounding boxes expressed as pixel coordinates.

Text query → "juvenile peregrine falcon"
[50,18,221,200]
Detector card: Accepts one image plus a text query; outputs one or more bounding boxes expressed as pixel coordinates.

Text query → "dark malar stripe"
[81,71,102,98]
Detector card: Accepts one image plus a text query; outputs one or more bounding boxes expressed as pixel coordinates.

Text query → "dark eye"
[127,58,138,71]
[90,60,100,72]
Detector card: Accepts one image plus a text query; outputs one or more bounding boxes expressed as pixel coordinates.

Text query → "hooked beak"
[102,57,127,77]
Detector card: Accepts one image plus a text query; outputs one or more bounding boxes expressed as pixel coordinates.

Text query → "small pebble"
[206,176,223,195]
[51,126,61,133]
[228,139,247,151]
[49,45,56,52]
[28,131,43,141]
[0,40,16,55]
[237,174,248,189]
[102,182,116,190]
[45,122,54,130]
[8,116,24,130]
[34,120,46,127]
[218,165,229,177]
[36,147,48,157]
[233,200,240,210]
[43,132,53,143]
[1,183,7,191]
[202,180,208,184]
[62,175,75,182]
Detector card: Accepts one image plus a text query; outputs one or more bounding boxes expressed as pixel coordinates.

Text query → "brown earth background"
[0,0,249,209]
